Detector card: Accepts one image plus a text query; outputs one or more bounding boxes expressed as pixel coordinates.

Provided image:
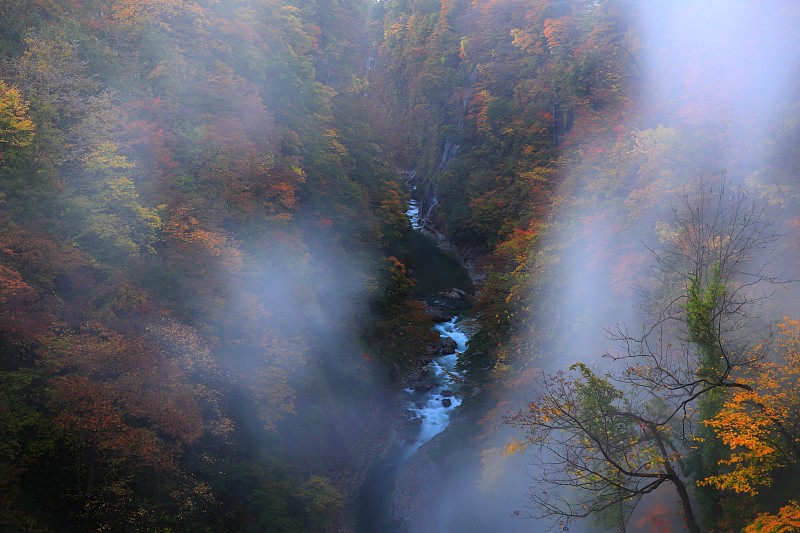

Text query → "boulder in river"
[440,389,454,397]
[413,382,435,393]
[405,416,423,427]
[441,398,452,408]
[442,288,467,299]
[425,305,453,323]
[440,338,457,355]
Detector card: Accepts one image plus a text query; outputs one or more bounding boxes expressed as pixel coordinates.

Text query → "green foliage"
[686,261,725,353]
[298,475,344,531]
[685,261,729,527]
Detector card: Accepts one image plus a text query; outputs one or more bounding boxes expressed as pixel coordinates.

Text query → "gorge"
[2,1,800,532]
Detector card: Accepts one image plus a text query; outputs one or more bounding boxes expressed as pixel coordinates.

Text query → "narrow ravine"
[356,190,472,532]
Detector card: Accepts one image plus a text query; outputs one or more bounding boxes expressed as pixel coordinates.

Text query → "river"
[355,192,472,532]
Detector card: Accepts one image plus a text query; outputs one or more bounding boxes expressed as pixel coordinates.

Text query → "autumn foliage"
[0,0,410,530]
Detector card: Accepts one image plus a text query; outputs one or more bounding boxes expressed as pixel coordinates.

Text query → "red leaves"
[46,326,203,471]
[0,264,36,306]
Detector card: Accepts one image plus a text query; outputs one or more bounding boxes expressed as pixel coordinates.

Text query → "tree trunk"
[670,475,702,533]
[650,424,702,533]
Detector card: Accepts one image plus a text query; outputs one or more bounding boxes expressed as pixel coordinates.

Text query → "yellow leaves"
[510,28,543,55]
[0,80,35,156]
[699,399,781,495]
[697,460,776,496]
[518,167,553,183]
[654,220,680,245]
[323,129,348,157]
[112,0,206,28]
[83,141,135,174]
[502,436,526,457]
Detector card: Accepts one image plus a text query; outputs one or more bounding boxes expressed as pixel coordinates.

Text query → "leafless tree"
[610,175,786,437]
[510,176,790,533]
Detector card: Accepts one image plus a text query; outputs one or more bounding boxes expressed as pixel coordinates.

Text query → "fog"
[406,2,800,532]
[9,0,798,530]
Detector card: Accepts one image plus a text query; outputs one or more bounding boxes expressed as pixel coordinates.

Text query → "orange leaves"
[0,264,36,306]
[52,376,179,471]
[164,207,243,271]
[122,119,179,178]
[495,224,538,274]
[468,89,494,135]
[0,263,44,337]
[699,319,800,495]
[609,252,647,297]
[744,501,800,533]
[543,16,577,53]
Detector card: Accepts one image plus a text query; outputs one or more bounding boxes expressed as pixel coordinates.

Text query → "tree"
[696,319,800,530]
[508,362,699,532]
[0,80,35,163]
[510,178,788,532]
[298,475,343,532]
[616,177,786,528]
[744,501,800,533]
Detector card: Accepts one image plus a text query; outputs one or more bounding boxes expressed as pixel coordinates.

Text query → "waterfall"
[418,179,439,227]
[436,139,460,171]
[462,67,479,111]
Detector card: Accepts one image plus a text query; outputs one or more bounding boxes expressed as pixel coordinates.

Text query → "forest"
[1,1,800,532]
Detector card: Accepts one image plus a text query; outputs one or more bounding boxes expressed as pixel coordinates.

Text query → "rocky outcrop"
[443,288,467,299]
[391,446,447,532]
[335,397,399,532]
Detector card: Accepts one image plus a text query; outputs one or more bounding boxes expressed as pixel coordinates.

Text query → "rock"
[413,382,435,393]
[440,389,454,397]
[440,338,457,355]
[425,305,452,322]
[442,287,467,299]
[441,398,452,407]
[405,416,423,427]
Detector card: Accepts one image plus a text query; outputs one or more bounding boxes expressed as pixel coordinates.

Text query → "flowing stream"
[402,317,467,458]
[356,192,471,532]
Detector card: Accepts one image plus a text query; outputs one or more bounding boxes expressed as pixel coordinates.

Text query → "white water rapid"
[402,316,467,456]
[405,199,422,230]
